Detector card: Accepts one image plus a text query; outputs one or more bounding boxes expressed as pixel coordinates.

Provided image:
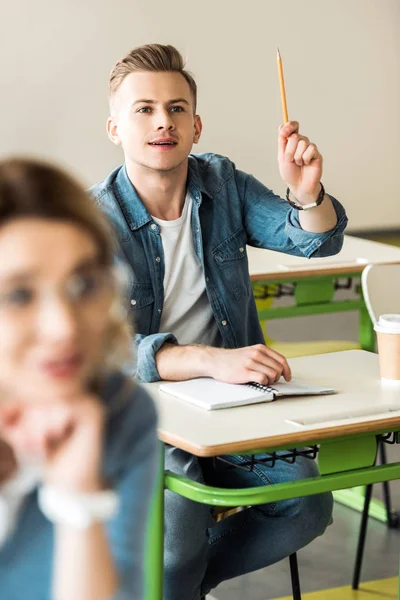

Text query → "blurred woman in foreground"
[0,158,158,600]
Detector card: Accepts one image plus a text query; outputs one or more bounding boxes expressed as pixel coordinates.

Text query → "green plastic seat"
[255,296,361,358]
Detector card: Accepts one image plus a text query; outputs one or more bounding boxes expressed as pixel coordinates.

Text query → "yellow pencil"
[277,48,289,123]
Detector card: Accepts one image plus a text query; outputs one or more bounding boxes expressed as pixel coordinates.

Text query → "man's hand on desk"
[156,343,292,384]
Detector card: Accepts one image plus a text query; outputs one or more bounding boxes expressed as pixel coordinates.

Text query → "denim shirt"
[0,375,158,600]
[91,153,348,383]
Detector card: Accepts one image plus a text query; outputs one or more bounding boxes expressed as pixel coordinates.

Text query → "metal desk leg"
[289,553,302,600]
[352,483,373,589]
[145,442,165,600]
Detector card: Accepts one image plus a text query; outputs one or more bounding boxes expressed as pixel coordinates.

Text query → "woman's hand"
[0,395,105,493]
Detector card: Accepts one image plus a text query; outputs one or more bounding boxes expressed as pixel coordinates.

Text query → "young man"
[92,44,347,600]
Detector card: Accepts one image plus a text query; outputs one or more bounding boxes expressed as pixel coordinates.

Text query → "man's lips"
[148,138,178,147]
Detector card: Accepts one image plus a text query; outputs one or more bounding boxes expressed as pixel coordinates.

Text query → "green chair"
[255,295,361,358]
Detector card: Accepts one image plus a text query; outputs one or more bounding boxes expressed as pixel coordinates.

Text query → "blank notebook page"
[159,377,335,410]
[159,378,274,410]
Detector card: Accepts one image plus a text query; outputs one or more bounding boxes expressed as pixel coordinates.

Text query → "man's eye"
[171,106,184,113]
[2,288,33,307]
[138,107,151,114]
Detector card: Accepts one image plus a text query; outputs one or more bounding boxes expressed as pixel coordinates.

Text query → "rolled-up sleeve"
[135,332,178,383]
[238,170,348,258]
[284,195,348,258]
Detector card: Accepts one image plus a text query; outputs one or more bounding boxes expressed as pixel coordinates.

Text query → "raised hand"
[278,120,323,203]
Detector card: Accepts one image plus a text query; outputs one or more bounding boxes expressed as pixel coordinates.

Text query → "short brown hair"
[109,43,197,111]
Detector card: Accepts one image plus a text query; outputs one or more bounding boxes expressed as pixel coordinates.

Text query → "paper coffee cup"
[374,314,400,382]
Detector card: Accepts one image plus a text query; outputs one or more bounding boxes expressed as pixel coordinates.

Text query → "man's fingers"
[245,370,271,386]
[293,139,310,166]
[285,134,311,163]
[248,346,284,373]
[279,121,299,138]
[302,143,321,166]
[246,345,292,382]
[278,121,299,158]
[246,359,282,383]
[254,345,292,381]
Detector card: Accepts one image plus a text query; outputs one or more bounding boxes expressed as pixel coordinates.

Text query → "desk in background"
[145,350,400,600]
[248,235,400,352]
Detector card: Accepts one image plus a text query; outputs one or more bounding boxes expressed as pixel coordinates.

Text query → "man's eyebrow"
[168,98,190,105]
[131,98,190,107]
[132,99,157,106]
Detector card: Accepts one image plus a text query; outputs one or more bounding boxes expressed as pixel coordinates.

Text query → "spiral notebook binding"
[246,382,277,393]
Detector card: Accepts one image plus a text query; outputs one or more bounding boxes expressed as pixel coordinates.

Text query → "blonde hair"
[109,43,197,112]
[0,157,132,371]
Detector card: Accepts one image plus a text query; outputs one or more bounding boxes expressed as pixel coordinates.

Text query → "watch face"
[302,202,321,210]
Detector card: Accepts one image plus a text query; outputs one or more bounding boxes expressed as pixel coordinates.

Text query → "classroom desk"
[248,235,400,352]
[145,350,400,600]
[249,235,400,521]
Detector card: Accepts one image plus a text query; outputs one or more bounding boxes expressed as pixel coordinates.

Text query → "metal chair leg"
[352,483,373,589]
[289,552,302,600]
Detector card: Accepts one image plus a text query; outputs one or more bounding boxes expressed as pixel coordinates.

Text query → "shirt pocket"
[212,227,252,300]
[128,283,155,334]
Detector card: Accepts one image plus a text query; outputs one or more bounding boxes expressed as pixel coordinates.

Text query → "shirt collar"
[114,165,153,231]
[114,158,211,231]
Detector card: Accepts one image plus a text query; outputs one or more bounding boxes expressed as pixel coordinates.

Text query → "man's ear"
[193,115,203,144]
[107,116,122,146]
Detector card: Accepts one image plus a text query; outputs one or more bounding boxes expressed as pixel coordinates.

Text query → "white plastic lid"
[374,314,400,334]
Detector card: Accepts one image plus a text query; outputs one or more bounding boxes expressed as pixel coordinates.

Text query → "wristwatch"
[285,182,325,211]
[38,484,119,529]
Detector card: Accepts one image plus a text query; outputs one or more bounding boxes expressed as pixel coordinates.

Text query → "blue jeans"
[164,446,333,600]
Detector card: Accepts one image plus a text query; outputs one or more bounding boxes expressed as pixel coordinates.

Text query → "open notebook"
[159,377,336,410]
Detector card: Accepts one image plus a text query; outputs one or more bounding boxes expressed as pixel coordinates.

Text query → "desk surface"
[145,351,400,457]
[248,235,400,281]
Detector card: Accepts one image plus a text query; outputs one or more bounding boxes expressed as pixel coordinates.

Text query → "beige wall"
[1,0,398,230]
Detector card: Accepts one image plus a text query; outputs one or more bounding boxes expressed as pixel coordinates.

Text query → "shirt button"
[221,320,227,326]
[315,240,322,247]
[130,299,137,306]
[158,308,162,313]
[150,223,157,230]
[156,257,161,263]
[239,247,244,253]
[206,277,210,282]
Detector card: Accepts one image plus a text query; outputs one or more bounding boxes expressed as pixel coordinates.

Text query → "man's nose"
[156,109,174,130]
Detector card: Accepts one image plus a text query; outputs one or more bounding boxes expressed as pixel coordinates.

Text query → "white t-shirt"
[152,192,221,347]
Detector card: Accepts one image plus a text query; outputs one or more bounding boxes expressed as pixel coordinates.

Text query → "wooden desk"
[149,350,400,457]
[248,235,400,281]
[145,350,400,600]
[248,235,400,353]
